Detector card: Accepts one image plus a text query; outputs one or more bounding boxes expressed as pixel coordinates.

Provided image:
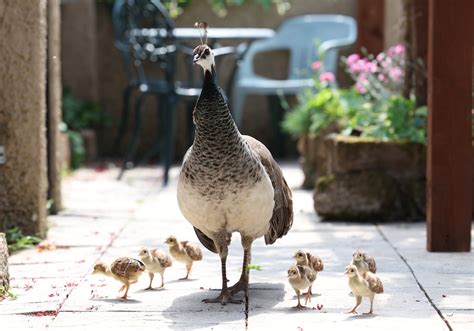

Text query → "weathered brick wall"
[0,0,48,236]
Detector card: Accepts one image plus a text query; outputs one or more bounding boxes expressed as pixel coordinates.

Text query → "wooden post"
[356,0,385,55]
[47,0,63,214]
[427,0,473,252]
[413,0,428,107]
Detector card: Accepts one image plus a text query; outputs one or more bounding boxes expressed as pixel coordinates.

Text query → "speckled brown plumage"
[294,250,324,272]
[92,257,145,299]
[288,265,316,309]
[345,264,384,314]
[182,241,203,261]
[293,250,323,297]
[139,248,172,289]
[111,257,146,279]
[165,236,202,280]
[351,250,377,274]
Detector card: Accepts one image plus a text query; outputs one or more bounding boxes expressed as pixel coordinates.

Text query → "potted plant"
[283,44,429,221]
[62,88,108,169]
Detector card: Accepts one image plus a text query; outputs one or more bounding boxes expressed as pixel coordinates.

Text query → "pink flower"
[346,54,360,66]
[349,58,374,74]
[387,43,406,57]
[319,72,335,82]
[311,61,322,71]
[376,52,386,62]
[355,75,368,94]
[378,73,386,82]
[388,67,404,82]
[366,61,377,73]
[355,82,367,94]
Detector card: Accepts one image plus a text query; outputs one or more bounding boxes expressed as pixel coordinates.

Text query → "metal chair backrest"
[238,15,357,80]
[112,0,176,85]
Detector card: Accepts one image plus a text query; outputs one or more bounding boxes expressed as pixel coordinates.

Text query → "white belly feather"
[177,169,275,239]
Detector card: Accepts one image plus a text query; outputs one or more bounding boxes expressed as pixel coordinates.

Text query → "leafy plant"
[5,227,41,253]
[62,88,105,169]
[0,286,17,301]
[68,131,85,170]
[239,264,262,272]
[62,88,108,131]
[283,88,343,137]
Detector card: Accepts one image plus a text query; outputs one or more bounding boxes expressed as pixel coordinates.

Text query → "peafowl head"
[193,22,215,73]
[193,44,215,72]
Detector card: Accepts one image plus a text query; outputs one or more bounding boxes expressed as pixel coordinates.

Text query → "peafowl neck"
[192,65,241,155]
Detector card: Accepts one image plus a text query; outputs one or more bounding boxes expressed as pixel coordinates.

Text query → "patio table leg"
[118,93,145,180]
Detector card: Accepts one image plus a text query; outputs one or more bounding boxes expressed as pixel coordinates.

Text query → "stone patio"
[2,163,473,330]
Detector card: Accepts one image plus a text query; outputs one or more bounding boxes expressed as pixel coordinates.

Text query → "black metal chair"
[112,0,236,184]
[112,0,179,184]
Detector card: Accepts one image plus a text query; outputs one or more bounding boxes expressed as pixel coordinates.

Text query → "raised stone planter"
[314,134,426,221]
[80,129,98,164]
[296,123,339,189]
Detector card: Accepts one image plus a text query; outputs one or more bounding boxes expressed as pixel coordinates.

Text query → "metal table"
[130,26,275,99]
[131,27,275,41]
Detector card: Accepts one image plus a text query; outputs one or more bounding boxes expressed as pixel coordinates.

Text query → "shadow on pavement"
[162,282,285,330]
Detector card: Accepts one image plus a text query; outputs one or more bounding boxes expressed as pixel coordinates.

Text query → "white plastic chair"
[231,15,357,128]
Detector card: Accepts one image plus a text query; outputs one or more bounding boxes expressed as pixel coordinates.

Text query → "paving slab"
[378,223,474,330]
[1,164,472,330]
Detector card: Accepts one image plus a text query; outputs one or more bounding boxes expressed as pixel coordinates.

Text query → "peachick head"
[164,235,178,246]
[287,266,300,279]
[344,264,358,278]
[92,261,108,275]
[138,248,149,258]
[352,249,364,261]
[293,250,306,263]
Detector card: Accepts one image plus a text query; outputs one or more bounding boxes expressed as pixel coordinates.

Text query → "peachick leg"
[180,263,192,280]
[121,282,130,300]
[145,272,154,290]
[159,272,164,288]
[347,296,362,314]
[364,296,374,314]
[293,290,305,309]
[304,290,312,305]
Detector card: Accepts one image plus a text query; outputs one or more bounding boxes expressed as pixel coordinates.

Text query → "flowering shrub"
[343,44,407,101]
[282,44,427,144]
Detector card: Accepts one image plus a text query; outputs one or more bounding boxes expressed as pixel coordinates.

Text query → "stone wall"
[61,0,99,102]
[0,0,49,236]
[61,0,357,158]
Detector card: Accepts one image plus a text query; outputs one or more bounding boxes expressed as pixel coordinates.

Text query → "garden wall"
[0,0,49,236]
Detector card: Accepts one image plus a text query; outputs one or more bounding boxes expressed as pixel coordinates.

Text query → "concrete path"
[2,164,473,330]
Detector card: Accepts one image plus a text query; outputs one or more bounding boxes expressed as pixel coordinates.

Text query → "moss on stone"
[315,175,335,191]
